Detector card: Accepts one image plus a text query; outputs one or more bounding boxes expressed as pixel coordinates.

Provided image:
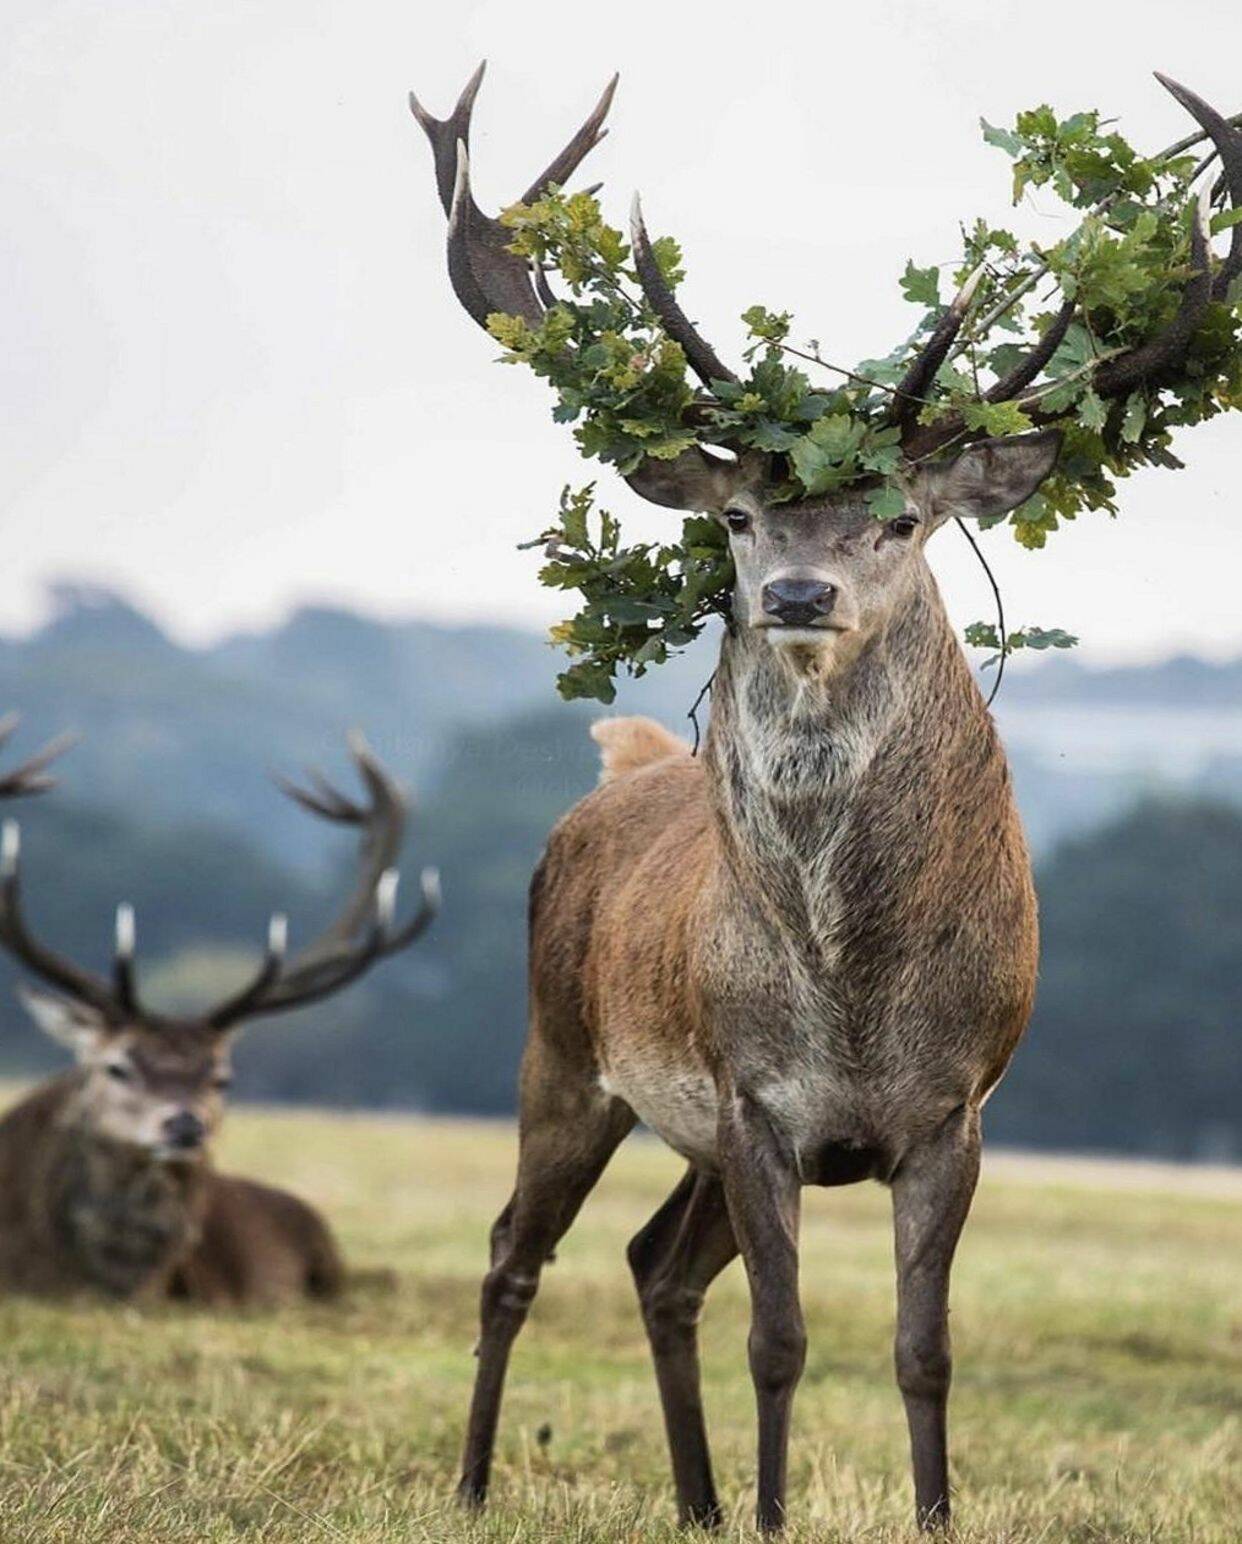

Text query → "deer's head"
[410,68,1239,678]
[625,433,1060,676]
[0,735,439,1163]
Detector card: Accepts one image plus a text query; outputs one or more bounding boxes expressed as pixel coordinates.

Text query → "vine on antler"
[412,69,1242,702]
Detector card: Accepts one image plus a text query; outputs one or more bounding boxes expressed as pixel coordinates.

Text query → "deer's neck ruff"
[48,1121,206,1297]
[705,576,968,913]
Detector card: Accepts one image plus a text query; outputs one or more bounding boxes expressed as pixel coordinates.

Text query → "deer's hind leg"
[458,1032,634,1507]
[627,1165,738,1529]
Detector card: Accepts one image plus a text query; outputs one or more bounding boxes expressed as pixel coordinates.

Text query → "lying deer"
[410,68,1240,1530]
[0,733,438,1305]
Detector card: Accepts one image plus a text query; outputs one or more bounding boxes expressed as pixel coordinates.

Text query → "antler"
[630,194,738,388]
[0,714,76,799]
[0,733,437,1033]
[0,821,137,1022]
[410,65,737,391]
[205,732,439,1029]
[409,62,617,330]
[903,76,1239,462]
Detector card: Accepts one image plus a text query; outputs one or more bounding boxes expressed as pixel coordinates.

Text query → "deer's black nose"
[761,578,837,627]
[162,1111,206,1151]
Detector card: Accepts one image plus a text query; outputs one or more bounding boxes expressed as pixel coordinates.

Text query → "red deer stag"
[0,733,438,1305]
[410,67,1240,1530]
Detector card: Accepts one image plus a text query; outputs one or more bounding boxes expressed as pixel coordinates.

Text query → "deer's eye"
[888,515,919,538]
[105,1062,132,1083]
[724,508,751,534]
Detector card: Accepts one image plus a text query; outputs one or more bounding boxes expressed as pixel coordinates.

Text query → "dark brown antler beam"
[891,265,985,434]
[1155,74,1242,301]
[630,194,738,388]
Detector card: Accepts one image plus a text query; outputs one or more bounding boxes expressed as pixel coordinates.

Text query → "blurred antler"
[206,732,439,1029]
[0,714,76,799]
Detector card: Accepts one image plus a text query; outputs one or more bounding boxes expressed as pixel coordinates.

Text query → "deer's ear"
[17,987,108,1055]
[921,429,1062,528]
[624,447,744,512]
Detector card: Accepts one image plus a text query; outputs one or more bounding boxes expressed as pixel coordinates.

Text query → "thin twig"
[955,518,1009,708]
[775,344,906,400]
[687,669,716,755]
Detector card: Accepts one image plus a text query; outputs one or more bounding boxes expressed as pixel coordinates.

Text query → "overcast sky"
[2,0,1240,661]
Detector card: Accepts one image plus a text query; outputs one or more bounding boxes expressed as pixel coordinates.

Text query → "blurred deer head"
[0,733,439,1163]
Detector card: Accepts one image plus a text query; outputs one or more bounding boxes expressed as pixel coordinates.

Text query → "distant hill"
[1002,651,1242,710]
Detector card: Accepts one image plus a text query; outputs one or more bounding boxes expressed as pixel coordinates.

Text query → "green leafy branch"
[488,98,1242,702]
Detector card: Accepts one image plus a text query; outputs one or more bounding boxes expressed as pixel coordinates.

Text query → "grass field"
[0,1098,1238,1542]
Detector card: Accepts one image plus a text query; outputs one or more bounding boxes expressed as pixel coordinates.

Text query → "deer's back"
[170,1172,344,1306]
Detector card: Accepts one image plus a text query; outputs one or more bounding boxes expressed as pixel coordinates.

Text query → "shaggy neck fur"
[48,1095,206,1296]
[704,566,988,946]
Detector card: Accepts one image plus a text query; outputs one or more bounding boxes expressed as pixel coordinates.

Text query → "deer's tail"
[590,716,690,784]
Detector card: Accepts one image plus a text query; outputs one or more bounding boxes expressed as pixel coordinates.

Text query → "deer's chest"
[52,1146,200,1296]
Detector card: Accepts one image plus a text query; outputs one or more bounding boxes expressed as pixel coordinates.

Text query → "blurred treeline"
[0,584,1239,1161]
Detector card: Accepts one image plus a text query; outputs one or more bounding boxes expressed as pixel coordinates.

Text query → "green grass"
[0,1095,1238,1541]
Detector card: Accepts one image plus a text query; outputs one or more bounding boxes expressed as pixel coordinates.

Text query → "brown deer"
[0,733,438,1305]
[410,68,1239,1531]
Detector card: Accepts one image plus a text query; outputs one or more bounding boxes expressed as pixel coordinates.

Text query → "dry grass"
[0,1096,1238,1541]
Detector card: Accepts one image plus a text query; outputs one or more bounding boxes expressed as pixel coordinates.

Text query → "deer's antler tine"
[1155,74,1242,300]
[445,142,526,328]
[519,74,618,205]
[0,714,19,752]
[0,729,78,800]
[893,264,986,435]
[413,70,622,336]
[206,913,289,1031]
[1091,180,1214,402]
[985,299,1077,403]
[0,820,125,1019]
[630,193,738,388]
[381,865,442,953]
[113,903,139,1016]
[347,729,406,829]
[408,60,487,217]
[273,763,365,824]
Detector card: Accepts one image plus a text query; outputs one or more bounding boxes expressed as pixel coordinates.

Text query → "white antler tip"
[421,866,442,910]
[115,903,136,958]
[268,913,289,958]
[449,138,471,218]
[1,820,20,873]
[377,868,400,928]
[953,262,987,313]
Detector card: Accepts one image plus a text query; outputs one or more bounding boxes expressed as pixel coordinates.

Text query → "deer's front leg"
[718,1090,805,1533]
[891,1103,981,1531]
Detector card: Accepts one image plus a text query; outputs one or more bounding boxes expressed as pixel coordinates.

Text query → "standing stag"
[0,733,438,1305]
[410,67,1241,1530]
